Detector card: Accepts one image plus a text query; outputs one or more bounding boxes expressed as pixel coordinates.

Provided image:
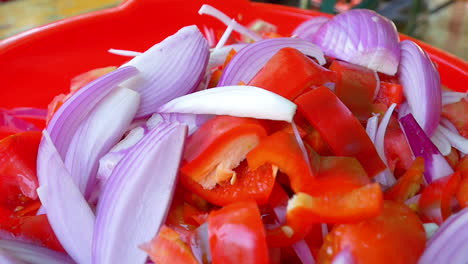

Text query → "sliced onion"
[198,4,262,42]
[108,48,142,57]
[373,104,397,187]
[431,127,452,156]
[93,122,187,264]
[269,184,315,264]
[399,114,453,184]
[64,88,140,198]
[0,240,73,264]
[5,107,47,120]
[0,109,39,132]
[160,113,212,135]
[202,26,216,48]
[398,40,441,136]
[423,223,439,240]
[442,91,467,106]
[0,248,26,264]
[121,25,209,117]
[37,131,95,264]
[366,114,379,143]
[214,19,235,50]
[440,118,459,134]
[331,247,356,264]
[218,38,325,86]
[292,122,313,175]
[292,16,329,41]
[46,66,138,159]
[419,208,468,263]
[292,240,316,264]
[207,44,248,70]
[157,85,297,122]
[190,223,212,264]
[312,9,400,75]
[437,125,468,155]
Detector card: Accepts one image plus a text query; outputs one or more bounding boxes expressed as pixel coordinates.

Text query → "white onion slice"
[157,86,297,122]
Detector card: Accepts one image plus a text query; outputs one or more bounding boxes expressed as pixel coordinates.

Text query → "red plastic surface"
[0,0,467,109]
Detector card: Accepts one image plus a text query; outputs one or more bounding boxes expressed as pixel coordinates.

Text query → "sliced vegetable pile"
[1,4,467,264]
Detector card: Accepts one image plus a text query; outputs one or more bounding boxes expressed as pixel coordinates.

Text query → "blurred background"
[0,0,466,59]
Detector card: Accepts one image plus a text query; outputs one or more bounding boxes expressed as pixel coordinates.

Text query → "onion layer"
[312,9,400,75]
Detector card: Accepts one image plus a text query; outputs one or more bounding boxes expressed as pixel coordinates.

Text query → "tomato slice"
[249,47,336,100]
[141,225,199,264]
[384,124,417,176]
[318,201,426,264]
[419,172,461,224]
[181,116,267,189]
[181,161,276,206]
[442,98,468,138]
[329,60,378,121]
[208,200,269,264]
[375,81,404,107]
[295,86,386,177]
[0,132,41,210]
[0,209,64,252]
[384,157,424,203]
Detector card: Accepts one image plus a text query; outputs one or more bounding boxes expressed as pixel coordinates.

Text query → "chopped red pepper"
[267,183,383,247]
[295,86,386,177]
[419,172,461,224]
[246,129,315,193]
[181,161,277,206]
[181,116,267,189]
[329,60,378,121]
[384,157,424,203]
[208,200,269,264]
[288,183,383,224]
[249,47,336,101]
[141,225,199,264]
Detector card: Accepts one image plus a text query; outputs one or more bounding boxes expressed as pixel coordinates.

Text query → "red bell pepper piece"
[318,201,426,264]
[288,183,383,224]
[141,225,199,264]
[419,171,461,224]
[246,129,315,193]
[375,81,404,107]
[442,98,468,138]
[180,115,267,189]
[0,132,41,210]
[295,86,386,177]
[180,161,277,206]
[384,157,424,203]
[267,183,383,247]
[329,60,378,121]
[248,47,336,100]
[208,200,269,264]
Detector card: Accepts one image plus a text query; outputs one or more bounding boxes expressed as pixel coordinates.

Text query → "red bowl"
[0,0,467,110]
